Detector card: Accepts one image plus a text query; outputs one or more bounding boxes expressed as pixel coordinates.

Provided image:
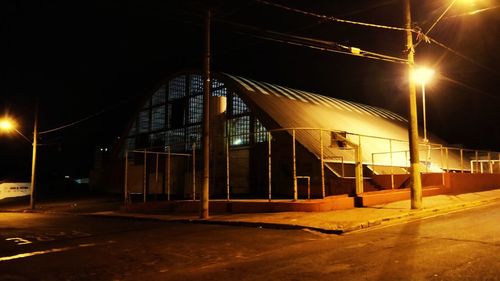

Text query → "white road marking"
[0,243,96,262]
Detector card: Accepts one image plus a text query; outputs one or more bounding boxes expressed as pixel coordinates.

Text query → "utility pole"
[404,0,422,209]
[30,102,38,210]
[200,8,211,219]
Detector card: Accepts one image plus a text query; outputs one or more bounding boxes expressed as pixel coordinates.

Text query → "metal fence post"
[143,149,147,203]
[320,129,325,198]
[292,129,297,201]
[475,150,479,174]
[167,146,171,201]
[226,136,230,201]
[124,150,129,204]
[268,131,272,202]
[192,143,196,201]
[460,149,464,173]
[390,140,394,189]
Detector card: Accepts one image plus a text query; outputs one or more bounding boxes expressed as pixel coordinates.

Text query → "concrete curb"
[341,196,500,233]
[1,195,498,235]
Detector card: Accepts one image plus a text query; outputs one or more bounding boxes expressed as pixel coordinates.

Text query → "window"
[212,78,224,89]
[150,132,165,149]
[138,110,150,133]
[232,94,248,116]
[169,76,186,101]
[228,116,250,146]
[129,121,137,136]
[171,99,185,128]
[186,125,201,150]
[188,95,203,124]
[126,138,135,151]
[166,129,185,152]
[151,105,165,131]
[152,85,166,105]
[212,87,227,97]
[254,118,268,143]
[190,75,203,94]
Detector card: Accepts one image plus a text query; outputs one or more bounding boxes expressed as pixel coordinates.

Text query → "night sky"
[1,0,499,180]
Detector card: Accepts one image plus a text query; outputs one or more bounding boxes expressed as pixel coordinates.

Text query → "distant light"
[100,148,104,151]
[65,176,70,179]
[233,138,242,145]
[105,148,108,152]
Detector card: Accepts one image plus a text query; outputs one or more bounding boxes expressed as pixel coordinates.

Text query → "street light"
[0,115,38,210]
[412,67,435,142]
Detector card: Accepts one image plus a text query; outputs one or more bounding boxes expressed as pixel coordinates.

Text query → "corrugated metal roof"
[223,73,407,122]
[217,73,458,172]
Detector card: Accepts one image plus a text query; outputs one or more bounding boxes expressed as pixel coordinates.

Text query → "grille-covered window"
[152,85,166,105]
[212,78,224,89]
[129,121,137,136]
[186,125,201,150]
[149,132,165,149]
[212,87,227,97]
[151,105,165,131]
[190,75,203,94]
[166,129,185,151]
[254,118,268,143]
[228,115,250,146]
[232,94,248,116]
[188,95,203,124]
[169,76,186,101]
[138,110,150,133]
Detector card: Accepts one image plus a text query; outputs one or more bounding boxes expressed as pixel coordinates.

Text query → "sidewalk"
[2,189,499,234]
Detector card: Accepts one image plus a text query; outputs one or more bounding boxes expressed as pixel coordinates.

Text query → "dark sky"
[1,0,499,180]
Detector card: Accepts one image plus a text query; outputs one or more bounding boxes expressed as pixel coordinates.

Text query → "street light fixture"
[0,115,38,210]
[412,67,435,142]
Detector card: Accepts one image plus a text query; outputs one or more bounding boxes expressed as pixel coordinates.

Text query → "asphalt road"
[0,203,498,281]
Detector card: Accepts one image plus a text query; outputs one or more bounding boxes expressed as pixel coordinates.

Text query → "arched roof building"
[118,71,466,200]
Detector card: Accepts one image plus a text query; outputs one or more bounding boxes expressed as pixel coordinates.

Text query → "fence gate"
[124,148,195,203]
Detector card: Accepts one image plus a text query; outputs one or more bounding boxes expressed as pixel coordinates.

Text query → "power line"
[428,37,498,77]
[440,75,500,101]
[255,0,497,77]
[214,17,409,65]
[255,0,414,33]
[38,97,134,135]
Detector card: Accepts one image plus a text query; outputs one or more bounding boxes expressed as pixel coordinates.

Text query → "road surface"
[0,203,498,280]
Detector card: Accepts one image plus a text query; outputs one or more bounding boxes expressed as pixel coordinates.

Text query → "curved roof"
[218,72,412,143]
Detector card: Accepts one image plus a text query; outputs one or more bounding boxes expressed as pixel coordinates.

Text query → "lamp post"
[0,113,38,210]
[413,67,435,142]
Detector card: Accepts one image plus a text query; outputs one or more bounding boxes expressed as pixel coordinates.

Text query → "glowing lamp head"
[0,118,14,132]
[412,67,435,85]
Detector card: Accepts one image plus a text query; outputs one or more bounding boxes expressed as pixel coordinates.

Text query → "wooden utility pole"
[30,102,38,210]
[200,8,211,219]
[404,0,422,209]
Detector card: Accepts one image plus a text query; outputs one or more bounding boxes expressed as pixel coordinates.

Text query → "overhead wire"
[255,0,498,77]
[213,17,409,65]
[255,0,415,33]
[38,96,135,135]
